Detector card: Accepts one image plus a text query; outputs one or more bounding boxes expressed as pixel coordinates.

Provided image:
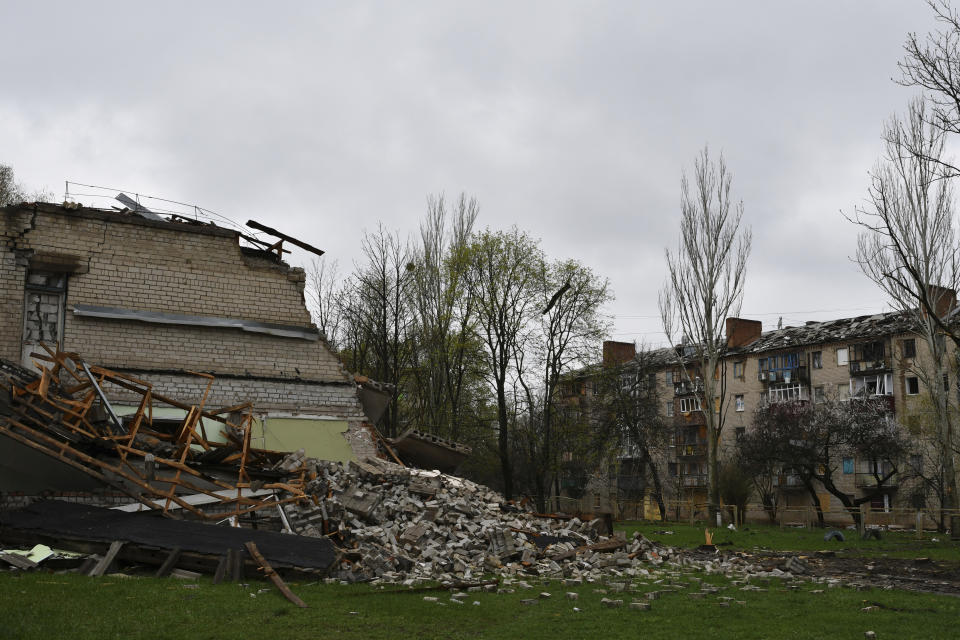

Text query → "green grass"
[1,570,959,640]
[616,520,960,561]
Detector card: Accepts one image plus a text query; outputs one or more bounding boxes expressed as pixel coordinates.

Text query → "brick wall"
[1,203,376,461]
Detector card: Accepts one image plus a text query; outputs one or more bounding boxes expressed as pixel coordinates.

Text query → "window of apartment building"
[906,376,920,395]
[814,385,825,403]
[647,372,656,391]
[735,394,745,412]
[678,397,701,413]
[733,361,745,380]
[910,454,923,474]
[842,457,854,474]
[735,427,745,441]
[903,338,916,359]
[836,347,848,366]
[851,373,893,397]
[666,401,674,417]
[667,462,677,477]
[812,351,822,369]
[768,383,807,403]
[837,383,850,400]
[665,371,673,386]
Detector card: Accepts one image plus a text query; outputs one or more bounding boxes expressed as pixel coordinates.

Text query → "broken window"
[733,360,745,379]
[666,401,675,417]
[735,427,745,441]
[906,376,919,395]
[836,347,848,366]
[811,351,822,369]
[814,386,825,403]
[903,338,916,359]
[837,383,849,400]
[850,373,893,397]
[21,271,66,368]
[735,394,744,412]
[678,397,701,413]
[767,383,807,403]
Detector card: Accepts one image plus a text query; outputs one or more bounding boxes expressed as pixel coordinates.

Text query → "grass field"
[1,570,959,640]
[616,520,960,562]
[2,523,959,640]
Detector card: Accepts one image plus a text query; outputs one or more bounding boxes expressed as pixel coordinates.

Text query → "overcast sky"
[1,2,948,347]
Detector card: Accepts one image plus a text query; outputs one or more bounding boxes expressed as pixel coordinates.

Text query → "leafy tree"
[406,194,481,440]
[465,228,541,499]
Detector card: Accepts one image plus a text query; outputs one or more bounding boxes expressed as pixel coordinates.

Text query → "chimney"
[603,340,636,366]
[926,284,957,319]
[725,317,763,348]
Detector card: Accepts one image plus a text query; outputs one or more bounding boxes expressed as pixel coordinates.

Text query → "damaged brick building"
[1,201,377,497]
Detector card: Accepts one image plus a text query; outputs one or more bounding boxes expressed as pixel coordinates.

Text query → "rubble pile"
[276,457,782,586]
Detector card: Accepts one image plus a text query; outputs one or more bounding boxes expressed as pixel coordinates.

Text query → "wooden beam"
[88,540,125,576]
[246,219,325,257]
[155,547,182,577]
[244,541,307,608]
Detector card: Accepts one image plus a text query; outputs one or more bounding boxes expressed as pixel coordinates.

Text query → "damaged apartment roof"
[730,311,916,356]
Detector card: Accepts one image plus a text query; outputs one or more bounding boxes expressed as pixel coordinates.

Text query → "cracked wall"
[1,203,376,461]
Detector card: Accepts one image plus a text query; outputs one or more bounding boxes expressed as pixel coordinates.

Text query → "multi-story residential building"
[564,304,957,522]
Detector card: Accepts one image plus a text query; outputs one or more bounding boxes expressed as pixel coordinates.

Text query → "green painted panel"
[257,418,356,463]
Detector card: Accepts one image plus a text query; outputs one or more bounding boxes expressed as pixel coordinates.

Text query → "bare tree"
[659,147,751,516]
[305,257,344,351]
[739,398,908,530]
[899,0,960,179]
[342,225,414,437]
[592,347,672,519]
[849,98,960,518]
[465,227,541,499]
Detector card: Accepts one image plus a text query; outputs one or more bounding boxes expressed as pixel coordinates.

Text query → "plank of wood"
[228,548,243,582]
[155,546,182,577]
[0,552,38,570]
[88,540,124,576]
[244,541,307,608]
[212,554,229,584]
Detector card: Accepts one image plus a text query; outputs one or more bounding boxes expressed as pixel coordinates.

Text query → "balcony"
[675,441,707,458]
[758,366,808,385]
[855,471,898,488]
[673,380,703,396]
[849,341,891,375]
[773,473,805,489]
[680,474,707,488]
[849,357,892,375]
[673,411,706,427]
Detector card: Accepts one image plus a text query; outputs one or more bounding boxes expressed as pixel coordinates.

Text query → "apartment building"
[570,305,957,520]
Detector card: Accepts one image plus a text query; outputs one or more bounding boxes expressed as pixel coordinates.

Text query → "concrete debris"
[269,457,812,588]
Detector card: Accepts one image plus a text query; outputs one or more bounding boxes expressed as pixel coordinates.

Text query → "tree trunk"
[646,456,667,521]
[804,481,825,528]
[496,383,513,500]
